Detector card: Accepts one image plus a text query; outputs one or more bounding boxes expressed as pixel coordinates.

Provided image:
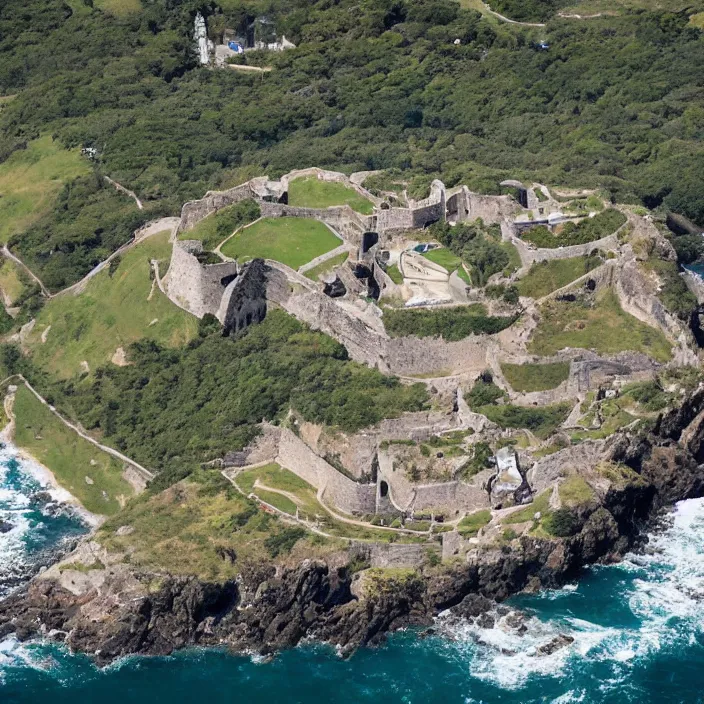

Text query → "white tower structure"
[194,13,209,66]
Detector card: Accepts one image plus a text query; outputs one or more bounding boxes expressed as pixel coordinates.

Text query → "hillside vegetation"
[37,310,427,490]
[26,231,198,378]
[0,0,702,257]
[517,255,602,298]
[12,384,134,515]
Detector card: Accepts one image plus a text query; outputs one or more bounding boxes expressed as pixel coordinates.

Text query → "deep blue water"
[1,447,703,704]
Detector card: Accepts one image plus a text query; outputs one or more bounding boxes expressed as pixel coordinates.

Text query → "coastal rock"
[534,633,574,656]
[0,519,12,534]
[3,385,704,664]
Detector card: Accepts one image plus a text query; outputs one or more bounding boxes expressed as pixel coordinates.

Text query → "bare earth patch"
[111,347,130,366]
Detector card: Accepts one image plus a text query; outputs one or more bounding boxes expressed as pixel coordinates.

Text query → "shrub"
[521,210,627,249]
[264,527,306,557]
[384,307,518,341]
[466,377,506,407]
[543,508,581,537]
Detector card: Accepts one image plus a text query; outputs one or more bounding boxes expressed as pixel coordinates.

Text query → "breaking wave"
[0,444,87,599]
[436,497,704,699]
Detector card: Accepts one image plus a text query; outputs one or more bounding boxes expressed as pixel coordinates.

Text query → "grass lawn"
[529,289,672,362]
[94,0,143,16]
[180,200,260,251]
[386,263,404,284]
[422,247,462,272]
[501,361,570,392]
[458,509,492,537]
[502,490,550,524]
[27,231,198,378]
[0,258,25,305]
[517,256,601,299]
[304,252,349,281]
[288,177,374,214]
[237,463,320,516]
[220,217,341,269]
[422,247,472,284]
[12,385,134,515]
[0,135,90,244]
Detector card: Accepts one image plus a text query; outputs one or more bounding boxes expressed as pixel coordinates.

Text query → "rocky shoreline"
[2,387,704,665]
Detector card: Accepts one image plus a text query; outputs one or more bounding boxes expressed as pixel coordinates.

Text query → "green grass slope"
[517,256,602,299]
[0,135,89,244]
[27,231,198,378]
[288,177,374,215]
[12,385,134,515]
[529,290,672,362]
[220,217,341,269]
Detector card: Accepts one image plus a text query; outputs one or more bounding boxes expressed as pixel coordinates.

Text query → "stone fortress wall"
[164,167,699,522]
[229,423,377,516]
[164,240,239,317]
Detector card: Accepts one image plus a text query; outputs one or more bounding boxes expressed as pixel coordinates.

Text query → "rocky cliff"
[2,387,704,665]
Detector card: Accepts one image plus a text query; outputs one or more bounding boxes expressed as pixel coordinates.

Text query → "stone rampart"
[465,192,518,225]
[385,335,489,377]
[512,232,620,268]
[276,428,377,515]
[368,543,436,568]
[179,183,255,233]
[164,240,239,317]
[376,207,414,233]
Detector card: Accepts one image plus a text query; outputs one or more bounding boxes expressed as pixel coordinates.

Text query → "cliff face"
[3,387,704,665]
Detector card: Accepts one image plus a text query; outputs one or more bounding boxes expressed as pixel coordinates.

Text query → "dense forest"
[0,0,703,251]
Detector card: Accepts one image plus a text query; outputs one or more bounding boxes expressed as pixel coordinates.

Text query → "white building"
[194,13,210,66]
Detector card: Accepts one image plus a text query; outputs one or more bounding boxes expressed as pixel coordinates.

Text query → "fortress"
[160,166,700,535]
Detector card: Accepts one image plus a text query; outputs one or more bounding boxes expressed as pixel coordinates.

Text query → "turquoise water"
[0,447,87,598]
[1,446,703,703]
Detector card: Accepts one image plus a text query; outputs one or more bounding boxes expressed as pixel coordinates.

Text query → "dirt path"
[0,374,154,483]
[481,2,546,26]
[2,246,51,297]
[104,176,143,210]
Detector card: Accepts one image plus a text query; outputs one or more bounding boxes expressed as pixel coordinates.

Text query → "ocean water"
[1,454,703,704]
[0,445,87,598]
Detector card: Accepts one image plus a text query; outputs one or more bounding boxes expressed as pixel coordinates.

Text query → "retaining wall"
[179,183,255,233]
[385,335,489,377]
[276,427,377,515]
[165,240,238,317]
